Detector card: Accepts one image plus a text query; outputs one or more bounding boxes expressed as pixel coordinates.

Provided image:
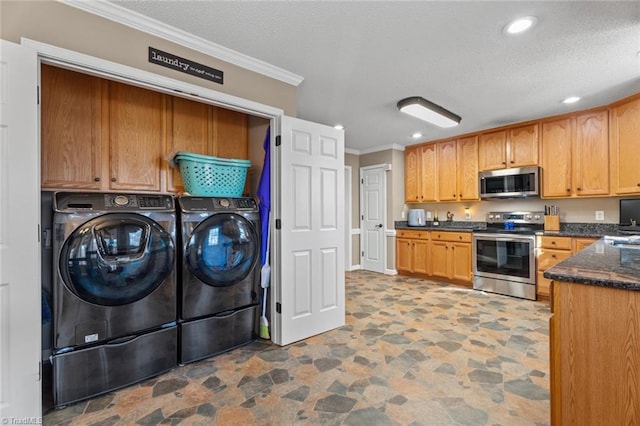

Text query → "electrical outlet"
[595,210,605,221]
[426,211,432,220]
[401,211,405,219]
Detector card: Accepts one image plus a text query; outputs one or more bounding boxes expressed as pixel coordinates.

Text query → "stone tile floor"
[44,271,551,425]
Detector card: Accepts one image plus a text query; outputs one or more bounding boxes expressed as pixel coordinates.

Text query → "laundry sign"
[149,47,223,84]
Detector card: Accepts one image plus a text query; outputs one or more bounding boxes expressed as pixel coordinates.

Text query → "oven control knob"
[488,214,494,219]
[534,214,541,220]
[526,214,532,220]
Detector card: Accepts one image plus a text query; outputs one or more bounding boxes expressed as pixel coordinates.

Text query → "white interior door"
[0,40,41,420]
[273,116,345,346]
[360,165,386,273]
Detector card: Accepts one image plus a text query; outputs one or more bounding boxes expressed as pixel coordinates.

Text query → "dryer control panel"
[53,192,175,212]
[179,196,258,212]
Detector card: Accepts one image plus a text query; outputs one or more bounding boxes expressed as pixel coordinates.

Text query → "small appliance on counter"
[408,209,426,226]
[619,198,640,234]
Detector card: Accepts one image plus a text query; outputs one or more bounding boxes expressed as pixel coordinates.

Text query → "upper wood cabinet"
[41,65,249,194]
[41,64,104,189]
[108,81,165,192]
[611,97,640,195]
[405,144,436,203]
[478,124,539,171]
[541,110,609,198]
[456,136,479,200]
[437,140,457,201]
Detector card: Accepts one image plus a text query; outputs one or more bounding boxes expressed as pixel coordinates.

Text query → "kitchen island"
[544,239,640,425]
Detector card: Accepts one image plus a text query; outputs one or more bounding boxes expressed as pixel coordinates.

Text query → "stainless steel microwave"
[479,166,540,199]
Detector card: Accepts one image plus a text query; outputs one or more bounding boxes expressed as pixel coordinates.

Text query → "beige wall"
[1,0,296,115]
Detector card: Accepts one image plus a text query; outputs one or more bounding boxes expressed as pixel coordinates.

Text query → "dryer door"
[60,213,175,306]
[186,213,258,287]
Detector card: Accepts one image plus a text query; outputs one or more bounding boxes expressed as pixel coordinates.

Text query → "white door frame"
[359,164,389,274]
[344,165,352,271]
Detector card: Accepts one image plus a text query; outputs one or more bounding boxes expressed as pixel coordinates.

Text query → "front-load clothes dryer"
[51,192,178,407]
[178,196,260,364]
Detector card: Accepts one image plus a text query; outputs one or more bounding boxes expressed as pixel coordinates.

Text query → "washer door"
[186,213,258,287]
[60,213,175,306]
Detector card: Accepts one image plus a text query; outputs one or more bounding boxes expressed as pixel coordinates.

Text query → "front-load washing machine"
[178,196,260,364]
[52,192,178,407]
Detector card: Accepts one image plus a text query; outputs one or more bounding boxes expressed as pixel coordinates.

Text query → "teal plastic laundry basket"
[174,152,251,196]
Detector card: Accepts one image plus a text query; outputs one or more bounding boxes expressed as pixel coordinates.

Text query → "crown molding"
[60,0,304,86]
[359,143,405,155]
[344,148,360,155]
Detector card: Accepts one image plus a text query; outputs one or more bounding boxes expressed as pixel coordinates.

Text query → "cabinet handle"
[111,177,117,182]
[566,188,571,192]
[551,241,556,245]
[502,161,506,165]
[510,160,514,164]
[94,177,100,182]
[637,183,640,187]
[551,254,557,258]
[452,194,456,198]
[577,187,582,191]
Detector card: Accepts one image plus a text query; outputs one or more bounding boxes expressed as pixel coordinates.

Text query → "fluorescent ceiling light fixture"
[562,96,581,104]
[397,97,461,128]
[504,16,537,34]
[334,124,344,130]
[412,132,423,139]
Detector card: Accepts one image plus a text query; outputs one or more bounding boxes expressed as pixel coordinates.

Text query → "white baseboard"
[385,269,398,275]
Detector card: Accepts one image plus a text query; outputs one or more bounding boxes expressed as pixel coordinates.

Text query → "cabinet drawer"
[539,236,572,250]
[430,231,471,242]
[538,249,572,271]
[397,230,429,239]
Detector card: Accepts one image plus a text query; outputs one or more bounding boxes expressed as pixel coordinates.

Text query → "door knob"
[375,224,383,228]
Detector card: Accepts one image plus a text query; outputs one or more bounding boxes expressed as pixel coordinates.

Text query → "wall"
[345,153,360,268]
[0,0,296,115]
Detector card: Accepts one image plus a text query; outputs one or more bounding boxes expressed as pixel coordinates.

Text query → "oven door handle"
[473,233,535,243]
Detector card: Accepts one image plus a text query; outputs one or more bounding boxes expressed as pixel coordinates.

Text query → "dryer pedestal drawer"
[180,304,259,364]
[52,326,177,407]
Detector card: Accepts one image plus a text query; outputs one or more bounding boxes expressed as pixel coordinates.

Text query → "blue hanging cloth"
[257,126,271,266]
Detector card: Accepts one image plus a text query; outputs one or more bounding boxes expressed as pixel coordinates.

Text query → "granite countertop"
[543,239,640,291]
[395,221,484,232]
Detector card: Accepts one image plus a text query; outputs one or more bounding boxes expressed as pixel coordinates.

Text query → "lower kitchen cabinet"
[396,230,430,275]
[430,231,472,284]
[537,236,598,299]
[550,280,640,425]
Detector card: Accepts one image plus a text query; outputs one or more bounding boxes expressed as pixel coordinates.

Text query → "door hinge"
[361,215,364,220]
[275,219,281,229]
[361,178,364,184]
[37,85,40,105]
[275,135,281,147]
[276,302,282,314]
[361,251,364,257]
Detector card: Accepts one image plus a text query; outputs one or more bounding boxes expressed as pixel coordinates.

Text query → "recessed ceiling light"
[504,16,537,34]
[562,96,581,104]
[412,132,423,139]
[334,124,344,130]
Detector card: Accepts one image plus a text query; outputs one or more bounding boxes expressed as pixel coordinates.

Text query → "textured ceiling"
[109,1,639,152]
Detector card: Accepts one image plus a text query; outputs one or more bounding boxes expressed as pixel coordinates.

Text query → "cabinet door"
[212,107,248,159]
[508,124,539,168]
[404,146,421,202]
[437,140,457,201]
[456,136,478,200]
[109,81,164,191]
[167,97,211,192]
[478,130,507,171]
[541,118,573,197]
[420,144,438,202]
[396,238,413,272]
[450,242,471,282]
[430,241,449,279]
[413,239,430,275]
[574,110,609,196]
[41,65,104,189]
[572,237,597,253]
[611,98,640,194]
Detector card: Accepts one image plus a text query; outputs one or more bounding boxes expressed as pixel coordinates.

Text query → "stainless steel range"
[473,211,544,300]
